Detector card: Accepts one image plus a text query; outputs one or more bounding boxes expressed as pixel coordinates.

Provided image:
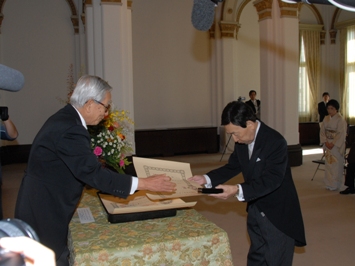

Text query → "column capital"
[278,0,298,18]
[253,0,273,21]
[71,15,79,34]
[209,23,216,39]
[329,29,337,44]
[320,30,326,45]
[101,0,122,3]
[219,21,240,39]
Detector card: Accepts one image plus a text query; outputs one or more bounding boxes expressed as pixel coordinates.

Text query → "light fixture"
[328,0,355,12]
[281,0,355,12]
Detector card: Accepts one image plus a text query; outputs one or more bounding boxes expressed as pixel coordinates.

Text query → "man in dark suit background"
[189,101,306,265]
[245,90,260,120]
[318,92,330,123]
[15,75,176,266]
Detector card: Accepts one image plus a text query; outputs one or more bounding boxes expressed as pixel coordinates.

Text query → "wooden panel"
[347,125,355,148]
[134,127,218,157]
[299,122,320,145]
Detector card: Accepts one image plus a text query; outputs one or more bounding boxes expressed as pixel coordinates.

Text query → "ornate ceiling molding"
[299,4,325,44]
[66,0,79,34]
[330,8,342,44]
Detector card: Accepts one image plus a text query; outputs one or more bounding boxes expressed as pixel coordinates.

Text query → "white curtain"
[299,30,320,122]
[342,25,355,125]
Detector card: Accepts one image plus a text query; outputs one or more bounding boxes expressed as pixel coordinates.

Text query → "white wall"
[131,0,213,129]
[0,0,76,145]
[1,0,353,147]
[234,2,260,101]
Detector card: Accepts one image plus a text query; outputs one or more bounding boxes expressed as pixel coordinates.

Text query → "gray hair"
[70,75,112,108]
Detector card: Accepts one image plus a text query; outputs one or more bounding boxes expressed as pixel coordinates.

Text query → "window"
[346,25,355,124]
[299,36,311,122]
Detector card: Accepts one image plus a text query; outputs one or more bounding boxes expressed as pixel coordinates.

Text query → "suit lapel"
[245,122,267,178]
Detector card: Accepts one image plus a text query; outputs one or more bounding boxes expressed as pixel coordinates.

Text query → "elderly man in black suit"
[189,101,306,266]
[318,92,330,123]
[15,75,176,266]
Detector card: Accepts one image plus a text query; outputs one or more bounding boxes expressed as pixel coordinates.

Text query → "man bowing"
[189,101,306,266]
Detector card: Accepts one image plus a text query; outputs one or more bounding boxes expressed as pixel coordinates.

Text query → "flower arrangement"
[61,64,134,174]
[88,109,134,174]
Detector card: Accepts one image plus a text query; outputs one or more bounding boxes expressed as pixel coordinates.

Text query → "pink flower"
[93,146,103,156]
[119,159,125,167]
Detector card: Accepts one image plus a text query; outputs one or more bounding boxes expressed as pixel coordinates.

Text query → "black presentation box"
[97,192,177,223]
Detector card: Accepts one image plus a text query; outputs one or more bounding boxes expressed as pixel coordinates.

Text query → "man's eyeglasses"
[93,100,111,112]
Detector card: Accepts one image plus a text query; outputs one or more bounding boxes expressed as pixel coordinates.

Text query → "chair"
[311,155,325,181]
[311,151,348,181]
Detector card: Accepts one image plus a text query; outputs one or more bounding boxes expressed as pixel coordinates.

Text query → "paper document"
[76,207,95,223]
[133,157,203,200]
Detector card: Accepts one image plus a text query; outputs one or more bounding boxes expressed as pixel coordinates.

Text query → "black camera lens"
[0,219,39,241]
[0,219,39,266]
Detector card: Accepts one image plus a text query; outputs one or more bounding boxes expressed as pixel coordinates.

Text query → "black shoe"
[339,188,355,195]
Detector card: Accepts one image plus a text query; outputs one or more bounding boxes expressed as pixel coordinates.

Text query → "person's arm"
[2,118,18,139]
[137,174,176,192]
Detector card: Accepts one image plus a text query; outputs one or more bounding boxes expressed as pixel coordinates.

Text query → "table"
[68,189,233,266]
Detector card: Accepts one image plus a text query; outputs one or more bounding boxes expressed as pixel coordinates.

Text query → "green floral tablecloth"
[68,189,233,266]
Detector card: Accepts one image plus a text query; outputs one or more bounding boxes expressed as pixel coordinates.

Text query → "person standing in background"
[245,90,260,120]
[318,92,330,124]
[320,99,347,191]
[0,108,18,219]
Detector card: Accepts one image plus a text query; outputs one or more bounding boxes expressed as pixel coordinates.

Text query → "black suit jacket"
[207,122,306,246]
[15,104,133,259]
[318,101,328,122]
[245,99,260,114]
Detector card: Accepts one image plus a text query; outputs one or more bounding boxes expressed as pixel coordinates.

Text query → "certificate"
[133,156,203,200]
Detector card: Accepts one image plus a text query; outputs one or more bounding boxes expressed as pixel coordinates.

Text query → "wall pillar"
[216,21,240,152]
[85,0,135,152]
[254,0,301,165]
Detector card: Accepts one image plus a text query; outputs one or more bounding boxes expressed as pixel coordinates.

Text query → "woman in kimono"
[320,99,347,191]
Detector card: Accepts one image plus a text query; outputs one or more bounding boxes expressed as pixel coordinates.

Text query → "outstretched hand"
[188,175,207,186]
[137,174,176,192]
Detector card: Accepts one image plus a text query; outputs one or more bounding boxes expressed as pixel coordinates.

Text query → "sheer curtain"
[299,30,320,122]
[341,25,355,125]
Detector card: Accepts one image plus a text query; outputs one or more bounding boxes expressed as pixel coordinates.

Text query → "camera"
[0,219,39,266]
[0,107,9,121]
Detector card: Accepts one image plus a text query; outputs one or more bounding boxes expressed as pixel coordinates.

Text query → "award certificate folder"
[98,190,196,214]
[132,156,202,200]
[98,157,199,223]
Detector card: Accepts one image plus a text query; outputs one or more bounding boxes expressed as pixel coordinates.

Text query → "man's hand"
[137,174,176,192]
[208,185,238,200]
[188,175,207,185]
